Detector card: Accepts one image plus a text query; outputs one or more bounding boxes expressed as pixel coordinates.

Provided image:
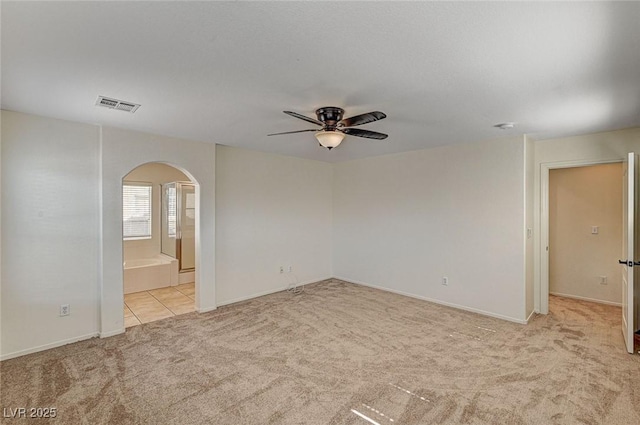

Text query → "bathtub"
[123,255,178,294]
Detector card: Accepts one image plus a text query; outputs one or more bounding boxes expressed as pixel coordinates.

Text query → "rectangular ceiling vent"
[96,96,140,113]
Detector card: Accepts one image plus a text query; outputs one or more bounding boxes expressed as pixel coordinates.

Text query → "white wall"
[549,163,622,305]
[100,126,216,336]
[215,145,333,305]
[1,110,100,357]
[6,108,632,360]
[123,163,190,261]
[0,111,3,356]
[533,127,640,314]
[0,111,217,359]
[1,110,334,359]
[535,128,640,165]
[333,136,528,323]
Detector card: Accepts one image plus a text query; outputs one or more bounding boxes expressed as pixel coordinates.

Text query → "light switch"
[591,226,599,234]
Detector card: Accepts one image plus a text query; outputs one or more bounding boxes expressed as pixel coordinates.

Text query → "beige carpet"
[1,279,639,424]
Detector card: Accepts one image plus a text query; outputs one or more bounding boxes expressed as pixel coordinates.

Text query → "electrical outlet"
[288,266,292,273]
[60,304,70,316]
[442,277,449,286]
[599,276,608,285]
[279,266,284,274]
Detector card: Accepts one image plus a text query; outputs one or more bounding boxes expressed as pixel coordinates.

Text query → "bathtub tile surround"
[124,284,196,327]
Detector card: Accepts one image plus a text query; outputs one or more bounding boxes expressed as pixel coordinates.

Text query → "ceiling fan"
[268,107,388,150]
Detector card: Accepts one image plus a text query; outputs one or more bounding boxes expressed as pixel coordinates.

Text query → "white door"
[621,153,637,354]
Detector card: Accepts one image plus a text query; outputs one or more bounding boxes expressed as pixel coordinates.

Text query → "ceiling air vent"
[96,96,140,113]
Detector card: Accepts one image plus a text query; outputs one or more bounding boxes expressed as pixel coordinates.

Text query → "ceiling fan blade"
[341,128,388,140]
[283,111,324,126]
[267,129,318,136]
[340,111,386,127]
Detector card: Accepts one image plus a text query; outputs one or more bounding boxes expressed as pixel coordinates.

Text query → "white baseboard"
[216,277,331,307]
[6,277,533,360]
[196,305,217,313]
[335,276,529,325]
[525,309,536,323]
[1,332,100,361]
[550,292,622,307]
[100,328,125,338]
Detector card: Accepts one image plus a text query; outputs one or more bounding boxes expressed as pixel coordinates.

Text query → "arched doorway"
[121,162,200,327]
[98,129,216,339]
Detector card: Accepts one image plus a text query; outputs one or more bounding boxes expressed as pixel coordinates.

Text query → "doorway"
[540,159,623,315]
[161,181,196,281]
[121,163,199,327]
[548,163,623,308]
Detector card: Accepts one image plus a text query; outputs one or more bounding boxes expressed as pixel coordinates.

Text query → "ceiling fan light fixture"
[315,130,345,150]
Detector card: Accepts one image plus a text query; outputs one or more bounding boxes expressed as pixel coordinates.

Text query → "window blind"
[166,186,177,238]
[123,184,152,239]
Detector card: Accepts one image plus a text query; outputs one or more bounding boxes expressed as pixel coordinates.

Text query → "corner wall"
[215,145,333,305]
[332,136,528,323]
[1,110,334,360]
[9,108,629,359]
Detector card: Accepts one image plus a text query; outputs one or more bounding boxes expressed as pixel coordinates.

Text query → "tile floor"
[124,282,195,328]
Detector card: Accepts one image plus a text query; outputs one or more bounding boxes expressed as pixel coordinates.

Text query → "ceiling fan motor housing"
[315,107,344,129]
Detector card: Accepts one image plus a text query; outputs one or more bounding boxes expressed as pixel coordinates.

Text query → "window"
[165,185,177,238]
[123,184,152,239]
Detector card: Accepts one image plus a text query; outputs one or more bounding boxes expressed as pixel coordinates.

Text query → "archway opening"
[121,162,200,327]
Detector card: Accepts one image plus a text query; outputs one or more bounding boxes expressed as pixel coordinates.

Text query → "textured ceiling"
[2,2,639,162]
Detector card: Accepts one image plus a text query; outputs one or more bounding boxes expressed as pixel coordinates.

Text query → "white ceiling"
[2,2,639,162]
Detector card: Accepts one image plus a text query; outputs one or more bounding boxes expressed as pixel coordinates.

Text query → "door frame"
[539,158,623,314]
[622,152,637,353]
